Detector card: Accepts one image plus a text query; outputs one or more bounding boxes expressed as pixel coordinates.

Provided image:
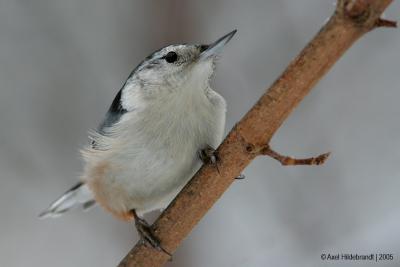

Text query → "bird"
[39,30,237,252]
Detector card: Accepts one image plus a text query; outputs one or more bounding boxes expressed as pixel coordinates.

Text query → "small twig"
[261,146,330,166]
[375,18,397,27]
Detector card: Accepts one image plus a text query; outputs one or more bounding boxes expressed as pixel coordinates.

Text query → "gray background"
[1,1,400,266]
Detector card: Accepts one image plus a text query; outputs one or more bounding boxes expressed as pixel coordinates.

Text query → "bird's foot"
[131,210,172,257]
[199,145,218,165]
[199,145,220,173]
[199,146,245,179]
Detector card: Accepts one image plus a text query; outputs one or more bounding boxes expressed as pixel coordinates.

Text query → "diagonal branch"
[118,1,395,266]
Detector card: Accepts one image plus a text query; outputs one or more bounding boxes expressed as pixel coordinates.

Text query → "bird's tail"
[39,182,96,218]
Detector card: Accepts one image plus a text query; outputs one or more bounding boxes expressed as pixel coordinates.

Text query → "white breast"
[83,82,226,217]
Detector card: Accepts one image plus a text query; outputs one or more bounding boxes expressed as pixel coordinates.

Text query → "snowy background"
[1,1,400,266]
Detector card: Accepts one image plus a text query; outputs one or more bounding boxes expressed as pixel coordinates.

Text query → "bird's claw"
[199,145,220,173]
[132,211,172,257]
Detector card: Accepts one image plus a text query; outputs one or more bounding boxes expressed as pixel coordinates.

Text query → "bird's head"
[124,30,237,99]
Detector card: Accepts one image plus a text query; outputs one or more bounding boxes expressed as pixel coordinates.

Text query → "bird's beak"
[199,29,237,61]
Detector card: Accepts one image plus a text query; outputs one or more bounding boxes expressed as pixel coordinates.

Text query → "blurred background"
[1,1,400,266]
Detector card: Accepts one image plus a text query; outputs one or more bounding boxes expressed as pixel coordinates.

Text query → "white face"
[128,44,215,92]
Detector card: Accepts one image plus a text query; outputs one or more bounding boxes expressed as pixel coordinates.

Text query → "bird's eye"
[164,51,178,63]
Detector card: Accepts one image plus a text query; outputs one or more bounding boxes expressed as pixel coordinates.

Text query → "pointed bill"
[199,29,237,60]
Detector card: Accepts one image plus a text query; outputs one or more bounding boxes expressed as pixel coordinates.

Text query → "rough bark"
[118,1,395,266]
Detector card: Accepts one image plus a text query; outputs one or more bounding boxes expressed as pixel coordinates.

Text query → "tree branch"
[118,1,395,266]
[260,145,330,166]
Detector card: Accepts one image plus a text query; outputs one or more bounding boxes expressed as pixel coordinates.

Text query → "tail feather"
[39,182,95,218]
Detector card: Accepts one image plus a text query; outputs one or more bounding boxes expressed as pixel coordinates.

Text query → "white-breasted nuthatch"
[40,30,237,251]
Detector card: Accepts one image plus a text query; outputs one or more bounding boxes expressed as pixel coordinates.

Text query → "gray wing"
[91,88,127,149]
[95,56,149,135]
[91,47,166,149]
[97,88,127,133]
